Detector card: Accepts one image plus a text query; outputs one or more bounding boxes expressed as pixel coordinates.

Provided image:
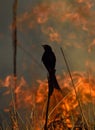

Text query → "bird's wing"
[42,50,56,72]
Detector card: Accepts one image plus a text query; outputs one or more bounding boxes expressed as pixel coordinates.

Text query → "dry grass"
[0,89,95,130]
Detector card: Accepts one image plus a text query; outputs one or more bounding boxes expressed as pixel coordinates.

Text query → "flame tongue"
[1,72,95,128]
[1,72,95,109]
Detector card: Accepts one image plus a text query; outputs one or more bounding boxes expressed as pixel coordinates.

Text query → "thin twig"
[44,77,51,130]
[12,0,19,129]
[60,47,89,128]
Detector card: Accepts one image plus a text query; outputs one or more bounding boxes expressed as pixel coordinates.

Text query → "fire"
[34,72,95,128]
[3,75,12,87]
[17,1,92,30]
[42,26,61,43]
[36,79,48,103]
[1,71,95,110]
[4,108,10,112]
[0,76,35,109]
[88,39,95,52]
[1,71,95,128]
[33,3,49,24]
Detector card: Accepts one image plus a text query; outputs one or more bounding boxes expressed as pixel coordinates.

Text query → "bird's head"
[42,45,52,51]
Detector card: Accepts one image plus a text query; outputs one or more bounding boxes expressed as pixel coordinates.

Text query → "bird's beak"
[42,45,45,48]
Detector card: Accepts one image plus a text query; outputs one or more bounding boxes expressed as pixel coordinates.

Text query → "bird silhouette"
[42,45,56,73]
[42,45,62,96]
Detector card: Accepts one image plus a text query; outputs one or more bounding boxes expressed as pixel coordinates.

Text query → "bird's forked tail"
[48,70,62,96]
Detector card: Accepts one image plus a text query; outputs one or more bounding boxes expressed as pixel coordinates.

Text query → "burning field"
[1,0,95,129]
[0,71,95,129]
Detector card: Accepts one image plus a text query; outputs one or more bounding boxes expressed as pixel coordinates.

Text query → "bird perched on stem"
[42,44,62,96]
[42,45,63,130]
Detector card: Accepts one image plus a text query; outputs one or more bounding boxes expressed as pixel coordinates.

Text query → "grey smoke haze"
[0,0,95,119]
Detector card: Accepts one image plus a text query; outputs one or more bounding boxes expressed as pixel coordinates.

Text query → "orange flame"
[1,71,95,128]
